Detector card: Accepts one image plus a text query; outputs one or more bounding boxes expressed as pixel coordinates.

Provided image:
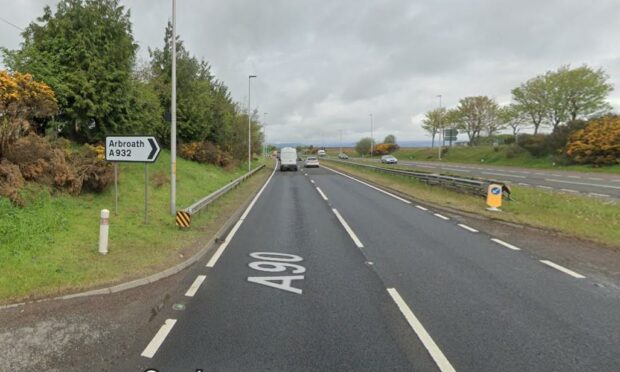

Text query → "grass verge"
[322,159,619,249]
[0,151,271,304]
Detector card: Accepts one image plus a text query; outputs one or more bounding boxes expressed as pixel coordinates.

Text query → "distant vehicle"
[338,153,349,159]
[381,155,398,164]
[305,156,320,168]
[317,149,326,157]
[280,147,298,171]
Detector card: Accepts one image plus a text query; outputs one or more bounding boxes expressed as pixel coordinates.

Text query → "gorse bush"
[566,116,620,166]
[180,141,235,168]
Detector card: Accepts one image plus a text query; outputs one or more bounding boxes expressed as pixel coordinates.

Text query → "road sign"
[105,136,161,163]
[176,210,191,228]
[486,183,503,211]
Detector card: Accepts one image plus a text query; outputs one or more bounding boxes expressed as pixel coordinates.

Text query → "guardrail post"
[99,209,109,255]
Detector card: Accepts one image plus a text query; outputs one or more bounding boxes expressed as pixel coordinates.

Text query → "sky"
[2,0,620,145]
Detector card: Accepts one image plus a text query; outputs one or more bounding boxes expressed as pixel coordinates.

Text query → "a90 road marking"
[247,252,305,294]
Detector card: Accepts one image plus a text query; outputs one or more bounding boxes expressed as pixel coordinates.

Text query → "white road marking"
[491,238,521,251]
[481,171,526,179]
[310,179,315,184]
[457,224,478,233]
[540,260,586,279]
[588,177,604,181]
[416,205,429,211]
[206,162,278,268]
[518,182,530,186]
[568,175,581,179]
[332,208,364,248]
[387,288,456,372]
[560,188,578,193]
[588,192,610,198]
[316,187,329,201]
[537,185,553,190]
[445,168,470,173]
[141,319,177,358]
[434,213,449,220]
[551,174,563,177]
[323,165,411,204]
[185,275,207,297]
[612,180,620,183]
[544,178,620,190]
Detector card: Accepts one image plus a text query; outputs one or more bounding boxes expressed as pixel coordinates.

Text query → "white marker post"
[99,209,110,255]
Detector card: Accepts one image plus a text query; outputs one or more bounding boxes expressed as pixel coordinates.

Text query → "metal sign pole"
[144,163,148,224]
[114,163,118,215]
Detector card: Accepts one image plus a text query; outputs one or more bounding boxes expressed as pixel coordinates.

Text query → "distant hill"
[274,140,434,149]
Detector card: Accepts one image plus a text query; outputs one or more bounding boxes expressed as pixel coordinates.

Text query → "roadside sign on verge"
[486,183,502,211]
[105,136,161,163]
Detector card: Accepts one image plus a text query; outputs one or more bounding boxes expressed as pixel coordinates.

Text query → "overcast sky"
[2,0,620,145]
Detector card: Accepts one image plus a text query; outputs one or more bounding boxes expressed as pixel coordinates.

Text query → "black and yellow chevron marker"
[176,211,191,227]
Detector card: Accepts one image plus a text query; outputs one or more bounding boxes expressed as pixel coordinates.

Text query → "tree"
[560,65,613,122]
[511,76,548,134]
[3,0,138,143]
[566,116,620,166]
[355,137,372,156]
[497,105,528,137]
[384,134,396,144]
[421,107,446,147]
[455,96,498,145]
[0,70,58,156]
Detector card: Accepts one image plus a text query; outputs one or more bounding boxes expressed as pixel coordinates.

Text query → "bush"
[72,145,113,193]
[0,159,25,206]
[505,145,525,159]
[546,120,587,153]
[179,141,235,167]
[517,134,549,157]
[566,116,620,166]
[373,143,400,155]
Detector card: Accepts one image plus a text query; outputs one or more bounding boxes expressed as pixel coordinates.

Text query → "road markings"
[416,205,429,211]
[141,319,177,358]
[387,288,456,372]
[588,177,604,181]
[332,208,364,248]
[588,192,610,198]
[434,213,449,220]
[481,171,526,179]
[184,275,207,297]
[323,165,411,204]
[206,163,278,268]
[544,178,620,190]
[540,260,586,279]
[444,168,470,173]
[537,185,553,190]
[560,188,578,193]
[491,238,521,251]
[316,187,329,201]
[457,224,478,233]
[568,175,581,179]
[518,182,530,186]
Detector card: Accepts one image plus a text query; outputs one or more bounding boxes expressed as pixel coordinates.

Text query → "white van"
[317,149,326,157]
[279,147,298,171]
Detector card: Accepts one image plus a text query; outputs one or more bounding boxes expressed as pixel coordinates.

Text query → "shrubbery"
[179,141,235,168]
[566,116,620,166]
[517,134,549,157]
[373,143,400,155]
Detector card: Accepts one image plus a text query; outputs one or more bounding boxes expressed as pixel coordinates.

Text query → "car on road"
[338,153,349,159]
[317,149,326,157]
[280,147,298,171]
[381,155,398,164]
[305,156,320,168]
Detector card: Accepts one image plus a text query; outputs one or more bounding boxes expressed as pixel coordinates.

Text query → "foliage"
[421,107,446,147]
[455,96,498,145]
[497,104,528,136]
[373,143,400,155]
[384,134,396,144]
[179,141,234,168]
[566,116,620,166]
[517,134,549,157]
[545,120,587,153]
[3,0,138,143]
[355,137,373,155]
[511,75,549,134]
[0,70,58,157]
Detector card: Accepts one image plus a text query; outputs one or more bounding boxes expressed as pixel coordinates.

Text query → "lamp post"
[170,0,177,215]
[263,112,268,157]
[369,113,374,158]
[437,94,442,161]
[248,75,257,172]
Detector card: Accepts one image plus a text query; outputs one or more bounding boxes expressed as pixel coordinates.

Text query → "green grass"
[324,146,620,174]
[0,151,269,304]
[322,159,620,248]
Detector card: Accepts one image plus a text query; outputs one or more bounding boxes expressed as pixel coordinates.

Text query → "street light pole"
[369,113,374,158]
[248,75,257,172]
[339,129,343,155]
[170,0,177,215]
[437,94,442,161]
[263,112,268,157]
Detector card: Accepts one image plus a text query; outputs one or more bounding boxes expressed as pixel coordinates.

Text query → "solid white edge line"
[310,179,315,184]
[141,319,177,358]
[332,208,364,248]
[184,275,207,297]
[316,187,328,201]
[206,162,278,268]
[457,223,478,233]
[540,260,586,279]
[322,165,412,204]
[544,178,620,190]
[434,213,449,220]
[416,205,428,211]
[387,288,456,372]
[490,238,521,251]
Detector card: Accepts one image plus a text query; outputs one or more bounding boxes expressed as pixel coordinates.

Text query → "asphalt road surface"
[125,162,620,371]
[351,157,620,199]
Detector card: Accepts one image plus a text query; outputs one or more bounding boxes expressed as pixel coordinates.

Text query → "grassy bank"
[0,151,270,304]
[322,159,619,248]
[324,146,620,174]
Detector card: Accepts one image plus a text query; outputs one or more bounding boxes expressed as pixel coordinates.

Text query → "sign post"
[486,183,503,211]
[105,136,161,223]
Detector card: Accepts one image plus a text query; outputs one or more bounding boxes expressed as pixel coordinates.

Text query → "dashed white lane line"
[141,319,177,358]
[540,260,586,279]
[588,192,610,198]
[310,179,315,184]
[332,208,364,248]
[568,175,581,179]
[206,162,278,268]
[560,188,579,193]
[316,187,329,201]
[185,275,207,297]
[544,178,620,190]
[518,182,530,186]
[445,168,470,173]
[416,205,429,211]
[457,224,478,233]
[491,238,521,251]
[323,165,412,204]
[481,171,526,179]
[387,288,456,372]
[434,213,449,220]
[588,177,604,181]
[537,185,553,190]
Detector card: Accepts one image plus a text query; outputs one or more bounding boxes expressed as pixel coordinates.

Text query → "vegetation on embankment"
[322,159,620,248]
[0,151,269,304]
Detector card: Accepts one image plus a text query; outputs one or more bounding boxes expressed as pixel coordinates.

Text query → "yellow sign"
[486,183,503,210]
[176,211,191,227]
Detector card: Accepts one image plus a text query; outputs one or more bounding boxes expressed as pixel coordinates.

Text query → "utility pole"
[263,112,268,157]
[370,113,374,158]
[339,129,343,155]
[248,75,257,172]
[170,0,177,215]
[437,95,442,161]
